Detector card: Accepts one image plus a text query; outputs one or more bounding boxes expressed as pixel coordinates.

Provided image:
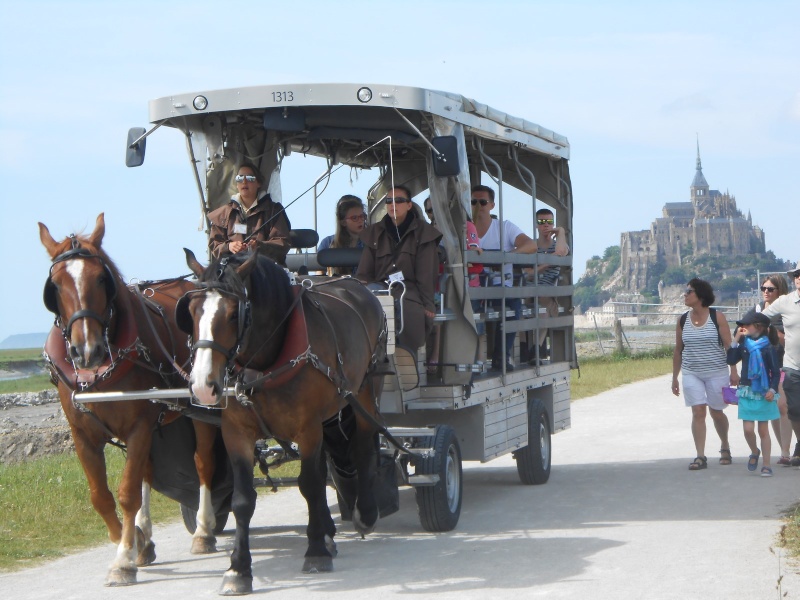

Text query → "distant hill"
[0,333,48,350]
[574,246,790,311]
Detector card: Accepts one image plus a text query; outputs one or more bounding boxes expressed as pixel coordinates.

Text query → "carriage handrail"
[72,387,236,403]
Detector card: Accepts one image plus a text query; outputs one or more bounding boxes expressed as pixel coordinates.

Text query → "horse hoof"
[324,534,338,558]
[352,507,376,538]
[136,541,157,566]
[219,571,253,595]
[105,567,137,586]
[302,556,334,573]
[191,535,217,554]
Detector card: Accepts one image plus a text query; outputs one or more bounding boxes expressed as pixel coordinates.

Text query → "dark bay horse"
[38,214,221,586]
[178,249,388,595]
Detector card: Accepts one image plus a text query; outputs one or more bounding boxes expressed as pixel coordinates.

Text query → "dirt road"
[2,374,799,599]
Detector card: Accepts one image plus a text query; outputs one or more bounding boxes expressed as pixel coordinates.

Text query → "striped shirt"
[681,312,727,375]
[537,239,560,286]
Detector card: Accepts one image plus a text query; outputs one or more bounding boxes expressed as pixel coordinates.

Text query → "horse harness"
[43,240,192,445]
[179,273,401,447]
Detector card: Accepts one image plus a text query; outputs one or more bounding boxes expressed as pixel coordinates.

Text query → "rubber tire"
[515,398,551,485]
[415,425,462,532]
[180,503,229,535]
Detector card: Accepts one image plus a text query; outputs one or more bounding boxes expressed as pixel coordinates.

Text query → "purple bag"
[722,386,739,405]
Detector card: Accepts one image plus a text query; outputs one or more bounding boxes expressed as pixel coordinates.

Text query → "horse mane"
[202,252,292,313]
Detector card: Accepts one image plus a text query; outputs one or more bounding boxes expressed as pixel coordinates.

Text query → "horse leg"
[351,387,380,537]
[298,431,336,574]
[220,424,257,596]
[134,462,157,566]
[106,427,152,587]
[191,421,219,554]
[71,433,122,544]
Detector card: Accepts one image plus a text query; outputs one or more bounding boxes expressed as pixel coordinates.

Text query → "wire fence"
[576,301,741,357]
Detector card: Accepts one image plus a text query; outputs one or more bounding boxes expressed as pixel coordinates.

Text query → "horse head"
[39,213,120,369]
[180,248,292,406]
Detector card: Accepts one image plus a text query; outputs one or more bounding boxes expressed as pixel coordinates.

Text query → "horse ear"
[184,248,206,278]
[236,252,259,278]
[38,222,58,258]
[88,213,105,248]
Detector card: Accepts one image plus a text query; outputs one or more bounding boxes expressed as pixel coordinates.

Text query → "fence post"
[614,319,623,353]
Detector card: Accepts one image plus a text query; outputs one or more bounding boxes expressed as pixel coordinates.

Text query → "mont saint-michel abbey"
[620,146,765,291]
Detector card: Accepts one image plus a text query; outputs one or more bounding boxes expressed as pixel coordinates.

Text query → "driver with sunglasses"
[208,162,291,265]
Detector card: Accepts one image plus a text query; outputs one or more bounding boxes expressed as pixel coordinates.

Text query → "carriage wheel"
[180,503,229,535]
[514,399,551,485]
[415,425,462,532]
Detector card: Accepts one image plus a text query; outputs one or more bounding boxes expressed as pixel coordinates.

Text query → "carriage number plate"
[272,91,294,102]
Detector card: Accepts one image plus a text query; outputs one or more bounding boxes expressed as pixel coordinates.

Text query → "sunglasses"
[537,218,555,225]
[761,286,777,293]
[385,197,410,204]
[344,214,367,223]
[684,289,695,296]
[471,199,489,206]
[235,174,258,183]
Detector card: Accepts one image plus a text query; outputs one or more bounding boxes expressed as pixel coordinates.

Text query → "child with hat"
[727,311,782,476]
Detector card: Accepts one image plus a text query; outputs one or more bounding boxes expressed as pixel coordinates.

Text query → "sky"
[1,0,798,343]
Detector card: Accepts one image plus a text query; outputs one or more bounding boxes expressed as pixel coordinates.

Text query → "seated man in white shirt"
[472,185,538,372]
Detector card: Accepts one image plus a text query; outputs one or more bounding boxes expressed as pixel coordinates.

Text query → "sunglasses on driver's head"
[537,218,555,225]
[471,199,489,206]
[235,174,258,183]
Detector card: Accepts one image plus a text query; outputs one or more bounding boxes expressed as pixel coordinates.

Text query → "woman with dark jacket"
[207,162,291,265]
[356,186,442,351]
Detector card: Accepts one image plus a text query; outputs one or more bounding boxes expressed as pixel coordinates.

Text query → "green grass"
[0,348,45,363]
[0,375,53,394]
[572,347,673,400]
[0,446,300,572]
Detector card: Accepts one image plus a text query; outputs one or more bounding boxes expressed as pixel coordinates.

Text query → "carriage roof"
[148,83,570,162]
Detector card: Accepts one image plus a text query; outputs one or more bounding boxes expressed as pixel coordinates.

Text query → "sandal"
[747,450,761,472]
[688,456,707,470]
[761,467,773,477]
[719,448,732,465]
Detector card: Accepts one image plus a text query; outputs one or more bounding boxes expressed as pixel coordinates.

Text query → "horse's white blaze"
[65,259,91,353]
[190,293,222,405]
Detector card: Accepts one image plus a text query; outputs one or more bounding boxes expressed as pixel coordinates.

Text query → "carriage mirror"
[125,127,147,168]
[431,136,460,177]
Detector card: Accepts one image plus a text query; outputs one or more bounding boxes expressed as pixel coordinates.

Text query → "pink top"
[466,221,482,287]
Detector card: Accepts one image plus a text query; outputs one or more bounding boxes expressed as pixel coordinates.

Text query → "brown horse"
[38,214,221,586]
[178,249,388,595]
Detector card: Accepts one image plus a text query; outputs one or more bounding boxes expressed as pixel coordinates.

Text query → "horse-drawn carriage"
[44,83,575,593]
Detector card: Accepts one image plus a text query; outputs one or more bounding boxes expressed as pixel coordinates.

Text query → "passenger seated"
[207,161,291,266]
[472,184,538,372]
[524,207,569,364]
[317,195,367,275]
[357,186,442,352]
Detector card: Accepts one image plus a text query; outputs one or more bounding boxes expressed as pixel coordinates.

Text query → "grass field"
[0,348,50,394]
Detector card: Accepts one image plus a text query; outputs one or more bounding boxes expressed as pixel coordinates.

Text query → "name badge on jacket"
[233,223,248,235]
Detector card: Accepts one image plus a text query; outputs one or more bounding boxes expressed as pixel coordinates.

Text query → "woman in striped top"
[671,278,739,470]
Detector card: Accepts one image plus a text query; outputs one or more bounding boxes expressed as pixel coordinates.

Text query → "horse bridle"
[176,264,252,368]
[43,236,118,339]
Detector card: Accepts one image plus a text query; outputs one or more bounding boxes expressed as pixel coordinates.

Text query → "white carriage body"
[129,82,575,468]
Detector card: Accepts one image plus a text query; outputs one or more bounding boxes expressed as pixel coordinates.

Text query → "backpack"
[680,308,722,347]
